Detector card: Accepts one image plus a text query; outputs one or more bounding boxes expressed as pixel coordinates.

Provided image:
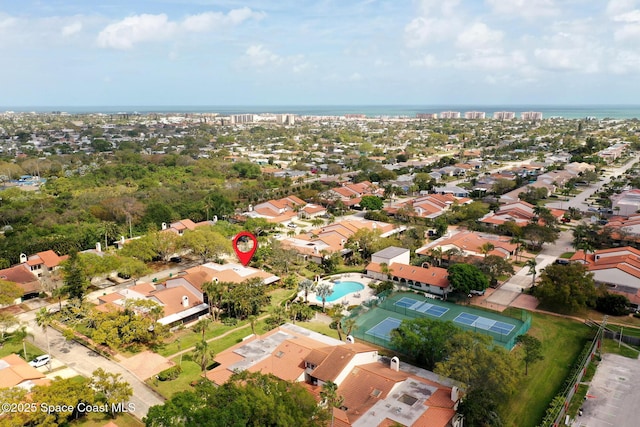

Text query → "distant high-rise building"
[464,111,486,119]
[440,111,461,119]
[275,114,296,125]
[416,113,438,119]
[493,111,516,120]
[521,111,543,120]
[344,114,366,119]
[230,114,256,124]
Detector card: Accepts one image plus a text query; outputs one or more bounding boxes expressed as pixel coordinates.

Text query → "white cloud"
[241,45,310,74]
[606,0,638,16]
[97,14,175,49]
[97,8,264,50]
[612,9,640,22]
[486,0,559,20]
[244,44,282,67]
[349,72,362,81]
[609,49,640,73]
[404,16,458,47]
[182,7,264,32]
[614,24,640,41]
[534,48,599,73]
[456,22,503,49]
[409,54,438,68]
[61,22,82,37]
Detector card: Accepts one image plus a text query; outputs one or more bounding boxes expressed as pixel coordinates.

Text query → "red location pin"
[232,231,258,266]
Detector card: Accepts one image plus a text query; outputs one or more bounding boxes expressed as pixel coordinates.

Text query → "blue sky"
[2,0,640,106]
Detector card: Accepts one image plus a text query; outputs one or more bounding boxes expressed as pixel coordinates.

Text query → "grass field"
[147,359,202,399]
[500,310,593,427]
[73,412,143,427]
[0,336,45,361]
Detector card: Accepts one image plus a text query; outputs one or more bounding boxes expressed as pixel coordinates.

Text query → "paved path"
[27,323,164,419]
[487,229,574,306]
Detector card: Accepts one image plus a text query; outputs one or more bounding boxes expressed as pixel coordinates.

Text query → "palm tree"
[429,247,443,266]
[510,235,524,262]
[577,241,595,262]
[316,282,333,313]
[320,380,344,408]
[331,313,344,341]
[445,248,463,266]
[525,258,538,287]
[192,340,215,373]
[193,318,210,342]
[343,318,357,336]
[479,242,495,258]
[35,307,53,357]
[298,279,316,303]
[202,280,227,322]
[248,315,257,335]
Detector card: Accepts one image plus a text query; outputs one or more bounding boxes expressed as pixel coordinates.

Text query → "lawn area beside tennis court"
[352,292,527,350]
[500,310,593,427]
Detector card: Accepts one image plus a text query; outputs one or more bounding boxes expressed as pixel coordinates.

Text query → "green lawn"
[146,360,202,399]
[500,310,593,427]
[0,336,45,361]
[601,338,640,358]
[72,412,143,427]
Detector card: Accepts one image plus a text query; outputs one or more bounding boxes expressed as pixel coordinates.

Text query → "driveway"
[26,323,164,419]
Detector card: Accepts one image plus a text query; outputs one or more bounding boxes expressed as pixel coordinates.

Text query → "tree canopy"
[447,263,489,294]
[144,371,327,427]
[534,263,597,313]
[390,317,461,370]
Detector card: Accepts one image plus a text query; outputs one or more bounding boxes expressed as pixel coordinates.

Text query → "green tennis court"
[351,292,530,350]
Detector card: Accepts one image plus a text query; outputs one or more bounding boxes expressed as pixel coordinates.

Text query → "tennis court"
[453,312,515,335]
[395,296,449,318]
[365,317,402,340]
[350,292,530,350]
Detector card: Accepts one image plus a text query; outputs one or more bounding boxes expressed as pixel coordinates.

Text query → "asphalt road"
[27,324,164,419]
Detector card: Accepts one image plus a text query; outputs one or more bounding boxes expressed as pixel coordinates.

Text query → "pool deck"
[302,273,377,313]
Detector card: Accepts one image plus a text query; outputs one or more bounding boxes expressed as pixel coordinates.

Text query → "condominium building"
[464,111,486,119]
[520,111,543,120]
[493,111,515,120]
[440,111,461,119]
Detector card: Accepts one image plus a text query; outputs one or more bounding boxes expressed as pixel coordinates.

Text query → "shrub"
[222,317,238,326]
[157,365,182,381]
[596,293,630,316]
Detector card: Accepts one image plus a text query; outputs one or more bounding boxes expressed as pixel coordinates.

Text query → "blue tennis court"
[365,317,402,340]
[395,297,417,308]
[453,312,515,335]
[395,297,449,318]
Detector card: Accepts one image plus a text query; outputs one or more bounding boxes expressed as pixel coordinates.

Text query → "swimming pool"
[316,281,365,302]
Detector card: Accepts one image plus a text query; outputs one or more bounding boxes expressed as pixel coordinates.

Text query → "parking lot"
[575,353,640,427]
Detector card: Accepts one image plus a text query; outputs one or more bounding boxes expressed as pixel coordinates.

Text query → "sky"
[2,0,640,106]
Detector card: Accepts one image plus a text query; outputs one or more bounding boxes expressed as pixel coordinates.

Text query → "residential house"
[479,201,564,227]
[0,264,41,301]
[206,323,462,427]
[321,181,382,207]
[246,196,326,223]
[161,219,216,236]
[570,246,640,308]
[366,261,453,297]
[20,250,68,278]
[384,194,471,219]
[416,230,516,261]
[282,219,405,264]
[611,189,640,217]
[432,185,470,198]
[96,281,209,326]
[0,354,50,390]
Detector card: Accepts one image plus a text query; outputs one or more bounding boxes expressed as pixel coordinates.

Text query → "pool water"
[316,281,365,302]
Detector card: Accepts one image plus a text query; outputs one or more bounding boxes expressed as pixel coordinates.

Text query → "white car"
[29,354,51,368]
[287,223,297,228]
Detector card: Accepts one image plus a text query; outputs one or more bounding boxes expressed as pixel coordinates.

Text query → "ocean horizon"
[3,104,640,119]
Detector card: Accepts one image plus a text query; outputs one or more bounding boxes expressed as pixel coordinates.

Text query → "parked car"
[287,223,297,228]
[29,354,51,368]
[560,217,571,223]
[170,256,182,263]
